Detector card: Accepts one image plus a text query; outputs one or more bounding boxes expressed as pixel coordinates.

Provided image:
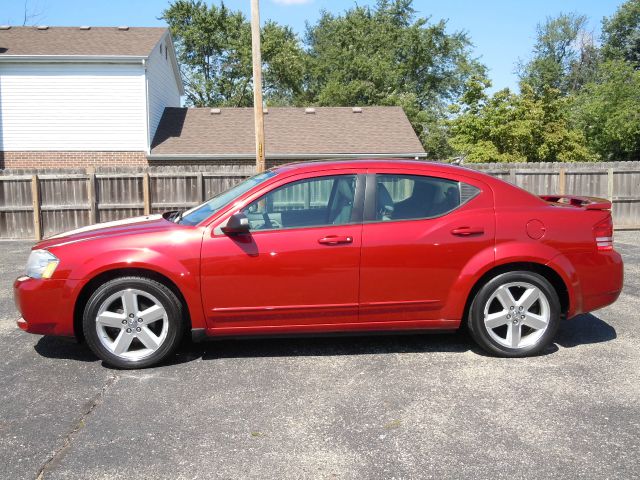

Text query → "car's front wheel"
[468,271,561,357]
[83,276,184,369]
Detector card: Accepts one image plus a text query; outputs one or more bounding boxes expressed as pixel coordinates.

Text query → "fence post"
[607,168,614,201]
[31,175,42,240]
[196,172,204,202]
[143,172,151,215]
[509,168,517,185]
[87,167,97,225]
[558,168,566,195]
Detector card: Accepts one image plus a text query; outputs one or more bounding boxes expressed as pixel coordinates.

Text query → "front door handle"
[318,235,353,245]
[451,226,484,236]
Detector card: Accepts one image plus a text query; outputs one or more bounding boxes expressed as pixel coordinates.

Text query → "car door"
[200,171,365,334]
[359,169,495,324]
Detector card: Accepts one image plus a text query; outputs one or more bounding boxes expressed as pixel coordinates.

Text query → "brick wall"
[146,158,284,168]
[0,151,148,169]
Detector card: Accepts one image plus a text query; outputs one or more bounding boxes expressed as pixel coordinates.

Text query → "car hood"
[36,214,178,249]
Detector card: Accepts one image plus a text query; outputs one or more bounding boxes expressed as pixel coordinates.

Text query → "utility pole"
[250,0,266,172]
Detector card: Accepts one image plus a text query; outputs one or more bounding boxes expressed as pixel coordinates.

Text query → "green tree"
[570,60,640,160]
[302,0,485,159]
[449,81,595,163]
[161,0,305,106]
[602,0,640,66]
[519,13,598,95]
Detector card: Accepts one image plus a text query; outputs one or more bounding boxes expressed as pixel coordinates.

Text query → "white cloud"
[271,0,313,5]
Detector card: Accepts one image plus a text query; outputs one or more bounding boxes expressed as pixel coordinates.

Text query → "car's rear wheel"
[468,271,561,357]
[83,276,184,369]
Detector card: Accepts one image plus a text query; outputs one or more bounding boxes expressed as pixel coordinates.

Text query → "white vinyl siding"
[0,63,147,151]
[146,36,181,144]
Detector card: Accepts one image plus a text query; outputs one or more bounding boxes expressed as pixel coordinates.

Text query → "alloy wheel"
[95,288,169,361]
[483,282,551,349]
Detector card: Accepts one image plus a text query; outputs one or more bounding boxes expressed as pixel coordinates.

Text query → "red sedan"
[14,160,623,368]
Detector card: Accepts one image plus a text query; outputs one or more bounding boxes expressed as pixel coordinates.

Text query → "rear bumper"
[582,289,622,314]
[13,276,77,337]
[571,249,624,317]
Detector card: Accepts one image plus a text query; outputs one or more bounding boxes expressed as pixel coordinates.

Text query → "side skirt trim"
[202,319,460,338]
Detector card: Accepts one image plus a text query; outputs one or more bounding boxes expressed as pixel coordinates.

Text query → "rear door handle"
[318,235,353,245]
[451,226,484,236]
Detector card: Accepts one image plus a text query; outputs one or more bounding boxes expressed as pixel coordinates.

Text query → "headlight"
[25,249,59,279]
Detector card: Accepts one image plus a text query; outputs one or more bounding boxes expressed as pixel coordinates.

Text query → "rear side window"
[375,174,480,221]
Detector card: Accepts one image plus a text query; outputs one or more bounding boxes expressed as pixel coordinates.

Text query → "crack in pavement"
[34,373,120,480]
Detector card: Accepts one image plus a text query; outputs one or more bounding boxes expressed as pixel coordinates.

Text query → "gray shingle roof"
[150,107,425,158]
[0,26,166,57]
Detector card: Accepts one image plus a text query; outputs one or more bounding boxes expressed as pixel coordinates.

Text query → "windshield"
[178,171,276,226]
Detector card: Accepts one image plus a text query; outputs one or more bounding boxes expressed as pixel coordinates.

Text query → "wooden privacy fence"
[0,167,253,239]
[0,161,639,240]
[470,161,640,229]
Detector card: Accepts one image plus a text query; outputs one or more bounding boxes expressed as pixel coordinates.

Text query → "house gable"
[145,31,183,146]
[0,26,183,154]
[0,62,147,151]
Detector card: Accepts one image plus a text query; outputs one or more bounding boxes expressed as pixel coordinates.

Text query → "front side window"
[179,171,276,226]
[243,175,357,231]
[375,174,480,221]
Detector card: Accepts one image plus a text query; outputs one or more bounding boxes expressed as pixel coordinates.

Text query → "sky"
[1,0,627,92]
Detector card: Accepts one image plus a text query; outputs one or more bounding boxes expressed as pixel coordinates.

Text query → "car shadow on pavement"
[192,313,616,362]
[31,312,616,367]
[33,336,99,362]
[197,332,473,362]
[555,312,617,348]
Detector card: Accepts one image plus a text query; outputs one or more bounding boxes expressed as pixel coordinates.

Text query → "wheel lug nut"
[138,318,143,322]
[126,328,132,333]
[121,319,127,324]
[506,314,511,319]
[510,306,515,310]
[129,313,134,318]
[521,315,525,320]
[136,327,141,332]
[519,306,524,311]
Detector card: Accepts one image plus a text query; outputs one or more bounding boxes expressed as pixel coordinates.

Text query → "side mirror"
[221,212,251,235]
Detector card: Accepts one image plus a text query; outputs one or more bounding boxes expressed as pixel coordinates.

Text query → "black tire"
[83,276,185,369]
[468,271,561,357]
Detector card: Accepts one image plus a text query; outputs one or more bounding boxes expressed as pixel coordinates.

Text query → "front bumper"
[13,276,78,337]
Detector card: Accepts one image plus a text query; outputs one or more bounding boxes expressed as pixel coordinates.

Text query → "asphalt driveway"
[1,233,638,479]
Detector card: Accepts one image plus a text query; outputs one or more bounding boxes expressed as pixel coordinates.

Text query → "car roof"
[273,158,488,180]
[271,158,545,207]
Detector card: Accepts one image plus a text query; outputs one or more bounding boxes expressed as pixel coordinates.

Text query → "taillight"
[594,216,613,251]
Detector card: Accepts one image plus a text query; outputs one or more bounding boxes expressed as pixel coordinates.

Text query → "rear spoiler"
[540,195,611,210]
